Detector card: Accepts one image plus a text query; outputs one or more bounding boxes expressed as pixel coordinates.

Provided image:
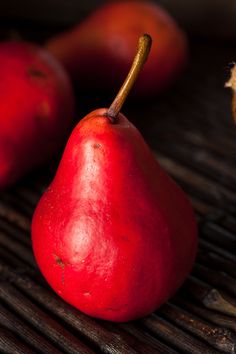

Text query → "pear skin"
[46,1,188,98]
[32,108,197,322]
[0,41,75,189]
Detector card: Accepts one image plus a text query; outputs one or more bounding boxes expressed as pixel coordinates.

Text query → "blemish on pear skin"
[38,101,51,119]
[55,254,65,268]
[28,66,47,78]
[54,254,65,285]
[93,143,101,149]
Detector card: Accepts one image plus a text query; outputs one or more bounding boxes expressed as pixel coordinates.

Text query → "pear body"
[46,1,188,98]
[32,109,197,322]
[0,41,75,189]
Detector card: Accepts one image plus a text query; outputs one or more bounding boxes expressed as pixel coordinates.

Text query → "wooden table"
[0,27,236,354]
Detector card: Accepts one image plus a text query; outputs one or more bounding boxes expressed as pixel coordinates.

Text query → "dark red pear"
[46,0,188,98]
[32,35,197,322]
[0,41,75,190]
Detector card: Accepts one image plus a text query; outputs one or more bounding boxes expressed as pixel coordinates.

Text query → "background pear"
[32,35,197,322]
[0,41,75,190]
[46,0,188,98]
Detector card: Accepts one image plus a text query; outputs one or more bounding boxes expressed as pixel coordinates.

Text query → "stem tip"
[107,34,152,123]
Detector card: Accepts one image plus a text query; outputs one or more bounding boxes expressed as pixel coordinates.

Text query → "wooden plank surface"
[0,20,236,354]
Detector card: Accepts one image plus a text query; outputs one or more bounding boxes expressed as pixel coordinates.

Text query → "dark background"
[0,0,236,38]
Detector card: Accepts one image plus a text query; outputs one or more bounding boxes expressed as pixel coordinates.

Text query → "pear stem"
[107,34,152,123]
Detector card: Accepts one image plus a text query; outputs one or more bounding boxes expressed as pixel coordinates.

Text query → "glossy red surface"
[46,1,188,97]
[32,108,197,322]
[0,41,75,189]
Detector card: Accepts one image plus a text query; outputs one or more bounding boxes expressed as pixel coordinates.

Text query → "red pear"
[32,35,197,322]
[46,0,188,97]
[0,41,75,190]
